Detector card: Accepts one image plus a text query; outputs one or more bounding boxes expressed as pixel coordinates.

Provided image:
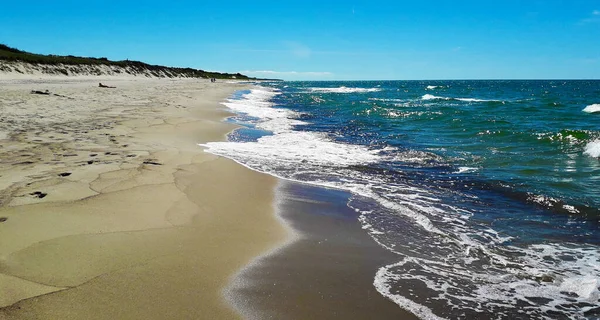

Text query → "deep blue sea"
[203,80,600,319]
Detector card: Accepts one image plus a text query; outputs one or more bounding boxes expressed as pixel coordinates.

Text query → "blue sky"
[1,1,599,80]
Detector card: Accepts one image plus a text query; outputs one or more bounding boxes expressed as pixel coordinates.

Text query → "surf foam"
[584,140,600,158]
[582,104,600,113]
[309,86,381,93]
[421,94,500,102]
[373,242,600,320]
[204,84,600,320]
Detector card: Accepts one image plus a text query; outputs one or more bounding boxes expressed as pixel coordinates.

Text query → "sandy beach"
[0,75,287,319]
[226,181,418,320]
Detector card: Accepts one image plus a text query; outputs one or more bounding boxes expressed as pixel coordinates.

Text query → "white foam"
[582,103,600,113]
[387,149,442,164]
[426,85,447,90]
[421,94,499,102]
[309,86,381,93]
[374,242,600,319]
[204,87,446,240]
[528,194,559,207]
[221,88,305,133]
[584,140,600,158]
[208,84,600,319]
[422,94,448,100]
[203,86,382,167]
[202,131,380,167]
[374,263,445,320]
[456,97,493,102]
[369,98,408,103]
[560,276,599,300]
[455,167,478,174]
[562,204,580,214]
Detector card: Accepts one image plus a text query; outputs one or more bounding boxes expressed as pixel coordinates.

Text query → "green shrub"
[0,43,260,80]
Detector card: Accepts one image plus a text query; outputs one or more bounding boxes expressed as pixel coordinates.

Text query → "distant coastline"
[0,44,281,80]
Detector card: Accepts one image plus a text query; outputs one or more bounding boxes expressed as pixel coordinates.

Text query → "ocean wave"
[375,242,600,320]
[221,88,304,133]
[369,98,408,103]
[527,193,581,214]
[582,104,600,113]
[309,86,381,94]
[201,131,381,168]
[421,94,449,101]
[207,84,600,319]
[361,181,600,319]
[584,140,600,158]
[355,180,600,319]
[421,94,501,102]
[455,166,478,174]
[207,88,383,167]
[426,85,445,90]
[535,130,593,147]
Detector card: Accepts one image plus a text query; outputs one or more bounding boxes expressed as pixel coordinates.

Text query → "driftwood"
[30,90,74,99]
[31,90,50,95]
[53,93,74,99]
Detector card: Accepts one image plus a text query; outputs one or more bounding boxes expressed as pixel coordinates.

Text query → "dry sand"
[0,76,286,319]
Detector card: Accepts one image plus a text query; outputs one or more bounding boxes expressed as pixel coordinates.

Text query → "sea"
[202,80,600,320]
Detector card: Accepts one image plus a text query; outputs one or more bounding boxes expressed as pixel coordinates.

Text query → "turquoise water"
[285,80,600,215]
[203,80,600,319]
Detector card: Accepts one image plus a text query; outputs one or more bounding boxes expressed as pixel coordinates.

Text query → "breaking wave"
[309,86,381,93]
[583,104,600,113]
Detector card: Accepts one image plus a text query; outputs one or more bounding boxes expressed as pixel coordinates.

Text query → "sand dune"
[0,60,236,79]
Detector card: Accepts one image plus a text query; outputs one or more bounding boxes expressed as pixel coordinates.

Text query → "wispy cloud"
[235,48,392,58]
[234,43,386,57]
[240,70,334,79]
[578,57,599,64]
[283,41,311,58]
[579,10,600,24]
[230,41,312,58]
[241,70,333,76]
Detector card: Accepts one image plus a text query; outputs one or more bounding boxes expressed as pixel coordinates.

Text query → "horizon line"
[270,78,600,82]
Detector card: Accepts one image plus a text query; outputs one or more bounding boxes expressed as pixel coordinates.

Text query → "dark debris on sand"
[30,191,47,199]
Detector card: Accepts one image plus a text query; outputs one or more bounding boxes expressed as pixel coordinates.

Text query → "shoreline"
[225,180,417,319]
[211,88,418,319]
[208,80,600,319]
[0,76,287,319]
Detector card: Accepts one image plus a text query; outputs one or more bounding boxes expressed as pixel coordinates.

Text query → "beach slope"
[0,76,285,319]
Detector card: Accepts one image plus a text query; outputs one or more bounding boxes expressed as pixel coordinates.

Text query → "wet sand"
[0,77,287,319]
[226,181,418,319]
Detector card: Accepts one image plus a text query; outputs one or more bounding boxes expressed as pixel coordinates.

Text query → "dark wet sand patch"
[227,181,417,320]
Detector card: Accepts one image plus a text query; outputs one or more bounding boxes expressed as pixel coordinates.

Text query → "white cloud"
[579,10,600,24]
[241,70,332,76]
[578,57,599,64]
[283,41,311,58]
[240,70,334,79]
[232,42,313,58]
